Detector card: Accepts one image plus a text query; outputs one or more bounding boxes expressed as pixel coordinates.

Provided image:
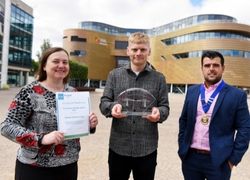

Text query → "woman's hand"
[89,112,98,128]
[41,131,64,145]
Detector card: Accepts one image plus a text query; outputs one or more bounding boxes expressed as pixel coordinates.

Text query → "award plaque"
[117,88,156,116]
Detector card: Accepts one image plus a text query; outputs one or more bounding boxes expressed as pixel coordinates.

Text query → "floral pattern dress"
[0,81,81,167]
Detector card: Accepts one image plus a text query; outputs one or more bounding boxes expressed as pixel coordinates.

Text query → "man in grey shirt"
[100,32,170,180]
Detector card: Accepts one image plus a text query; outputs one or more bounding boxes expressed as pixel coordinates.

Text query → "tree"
[30,60,39,76]
[36,39,52,61]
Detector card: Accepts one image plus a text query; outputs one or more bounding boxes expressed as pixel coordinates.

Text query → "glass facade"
[79,14,236,36]
[79,21,146,36]
[4,3,33,86]
[162,31,250,46]
[173,50,250,60]
[9,4,33,68]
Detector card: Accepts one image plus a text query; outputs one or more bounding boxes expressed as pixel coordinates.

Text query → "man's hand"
[144,107,160,122]
[111,104,127,119]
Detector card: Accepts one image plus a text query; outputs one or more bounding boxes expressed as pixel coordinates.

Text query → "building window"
[116,56,129,67]
[173,50,250,60]
[173,84,186,94]
[90,80,100,88]
[173,53,189,59]
[11,5,33,33]
[70,50,86,57]
[8,4,33,69]
[115,41,128,49]
[71,36,86,42]
[161,56,167,61]
[162,31,250,46]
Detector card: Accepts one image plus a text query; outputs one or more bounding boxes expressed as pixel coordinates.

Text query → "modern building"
[63,14,250,93]
[0,0,33,88]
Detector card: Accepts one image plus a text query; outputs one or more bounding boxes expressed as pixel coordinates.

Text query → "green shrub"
[69,60,88,80]
[69,60,88,87]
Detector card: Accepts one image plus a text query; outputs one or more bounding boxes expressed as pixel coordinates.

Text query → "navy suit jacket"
[178,82,250,167]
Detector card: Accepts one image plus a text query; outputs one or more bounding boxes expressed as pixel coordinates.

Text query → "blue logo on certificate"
[58,93,64,100]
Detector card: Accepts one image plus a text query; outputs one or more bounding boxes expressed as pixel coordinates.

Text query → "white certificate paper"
[56,92,90,139]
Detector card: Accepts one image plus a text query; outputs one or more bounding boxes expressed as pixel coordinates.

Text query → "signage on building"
[95,37,107,46]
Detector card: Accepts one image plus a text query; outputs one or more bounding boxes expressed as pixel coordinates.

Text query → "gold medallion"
[201,115,209,125]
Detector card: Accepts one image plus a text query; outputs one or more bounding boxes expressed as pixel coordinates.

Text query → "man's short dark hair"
[201,50,224,66]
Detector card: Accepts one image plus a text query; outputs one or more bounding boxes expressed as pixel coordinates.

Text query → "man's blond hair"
[128,32,150,45]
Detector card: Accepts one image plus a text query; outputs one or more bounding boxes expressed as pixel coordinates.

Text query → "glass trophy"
[117,88,156,116]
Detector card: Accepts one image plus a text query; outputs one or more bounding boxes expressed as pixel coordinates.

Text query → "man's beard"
[205,76,222,85]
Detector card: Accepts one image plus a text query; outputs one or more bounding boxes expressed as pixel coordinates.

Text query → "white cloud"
[21,0,250,60]
[200,0,250,24]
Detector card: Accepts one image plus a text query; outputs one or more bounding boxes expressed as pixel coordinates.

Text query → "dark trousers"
[108,149,157,180]
[182,150,231,180]
[15,159,78,180]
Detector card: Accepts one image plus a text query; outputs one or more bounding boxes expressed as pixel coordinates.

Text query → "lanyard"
[200,80,225,113]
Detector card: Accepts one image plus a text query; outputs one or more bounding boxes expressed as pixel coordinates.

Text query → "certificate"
[56,92,90,139]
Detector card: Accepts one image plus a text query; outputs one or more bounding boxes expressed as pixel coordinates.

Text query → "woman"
[0,47,98,180]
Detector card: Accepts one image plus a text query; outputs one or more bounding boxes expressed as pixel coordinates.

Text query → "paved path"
[0,88,249,179]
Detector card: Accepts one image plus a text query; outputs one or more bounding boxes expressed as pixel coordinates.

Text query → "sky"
[21,0,250,60]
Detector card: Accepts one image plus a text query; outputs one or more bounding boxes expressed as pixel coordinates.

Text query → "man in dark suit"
[178,50,250,180]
